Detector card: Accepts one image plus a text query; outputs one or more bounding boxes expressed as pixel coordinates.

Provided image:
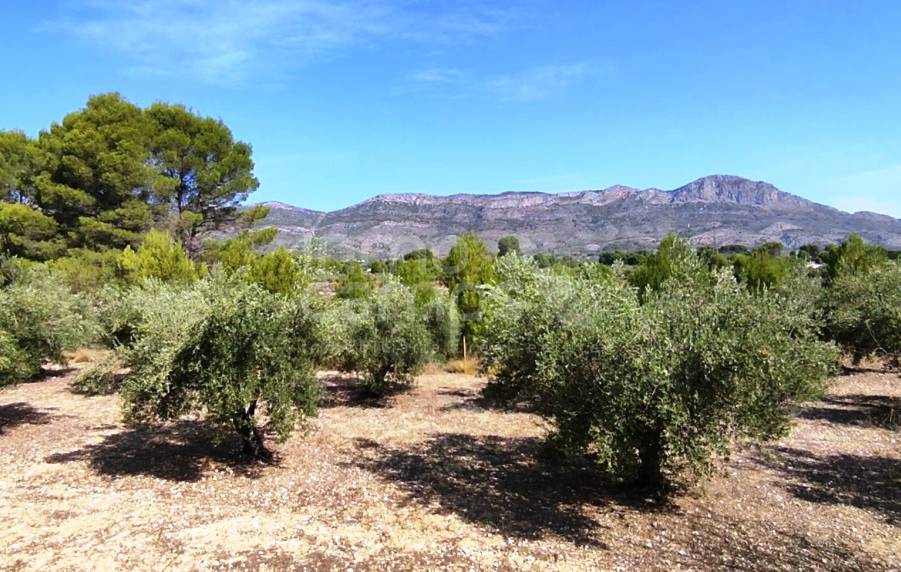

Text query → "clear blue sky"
[2,1,900,216]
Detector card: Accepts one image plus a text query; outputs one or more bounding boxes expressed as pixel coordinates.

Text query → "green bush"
[480,260,838,491]
[248,247,303,295]
[338,281,431,395]
[121,282,321,459]
[317,298,363,371]
[119,230,200,285]
[630,272,838,486]
[733,247,794,291]
[443,233,495,337]
[336,262,373,299]
[824,262,901,365]
[821,234,888,282]
[50,248,122,292]
[0,264,95,385]
[91,285,144,347]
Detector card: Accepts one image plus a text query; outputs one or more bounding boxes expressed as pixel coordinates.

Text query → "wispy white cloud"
[484,62,598,102]
[410,67,464,84]
[820,163,901,218]
[408,62,603,102]
[48,0,515,85]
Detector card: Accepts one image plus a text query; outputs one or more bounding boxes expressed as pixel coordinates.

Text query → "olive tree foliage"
[121,281,322,459]
[422,291,461,359]
[479,245,838,491]
[823,262,901,365]
[631,271,838,486]
[335,280,432,395]
[0,261,94,385]
[72,352,125,395]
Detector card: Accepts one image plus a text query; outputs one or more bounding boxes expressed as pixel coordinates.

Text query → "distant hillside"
[252,175,901,258]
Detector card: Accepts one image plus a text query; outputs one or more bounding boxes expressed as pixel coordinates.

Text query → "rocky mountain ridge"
[254,175,901,258]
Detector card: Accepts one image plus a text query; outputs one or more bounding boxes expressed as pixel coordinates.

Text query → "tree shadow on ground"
[436,387,507,412]
[438,383,538,413]
[348,432,671,546]
[318,374,401,409]
[797,394,900,429]
[753,445,900,525]
[45,421,271,482]
[674,511,884,571]
[0,402,55,434]
[24,365,79,383]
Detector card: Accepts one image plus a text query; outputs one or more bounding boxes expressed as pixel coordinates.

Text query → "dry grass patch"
[66,348,106,364]
[444,356,480,375]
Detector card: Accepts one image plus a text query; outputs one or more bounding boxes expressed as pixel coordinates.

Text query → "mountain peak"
[671,175,808,207]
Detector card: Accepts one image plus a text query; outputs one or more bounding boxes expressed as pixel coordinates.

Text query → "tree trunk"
[635,434,665,490]
[235,401,272,462]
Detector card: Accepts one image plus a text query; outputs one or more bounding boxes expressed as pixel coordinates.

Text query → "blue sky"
[2,1,900,216]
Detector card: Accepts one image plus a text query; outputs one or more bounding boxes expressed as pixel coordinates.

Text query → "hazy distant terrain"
[255,175,901,258]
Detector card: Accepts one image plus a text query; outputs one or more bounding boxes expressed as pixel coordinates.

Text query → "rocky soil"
[1,365,899,571]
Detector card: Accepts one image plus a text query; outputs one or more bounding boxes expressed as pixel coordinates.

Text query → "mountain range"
[253,175,901,258]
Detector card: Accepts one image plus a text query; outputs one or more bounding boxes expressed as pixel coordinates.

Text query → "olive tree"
[480,253,838,491]
[0,262,94,385]
[338,281,431,395]
[824,262,901,366]
[121,282,321,459]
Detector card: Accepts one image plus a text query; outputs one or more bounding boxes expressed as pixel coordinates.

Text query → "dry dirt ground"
[0,364,898,571]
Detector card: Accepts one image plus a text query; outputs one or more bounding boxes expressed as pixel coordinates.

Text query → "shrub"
[824,262,901,365]
[91,285,144,347]
[820,234,888,282]
[338,281,431,395]
[119,230,199,285]
[395,256,441,305]
[336,262,373,299]
[733,248,794,291]
[121,282,321,459]
[627,272,838,486]
[50,248,122,292]
[479,266,602,403]
[0,264,95,385]
[480,261,838,491]
[317,298,363,370]
[497,235,521,256]
[248,247,303,295]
